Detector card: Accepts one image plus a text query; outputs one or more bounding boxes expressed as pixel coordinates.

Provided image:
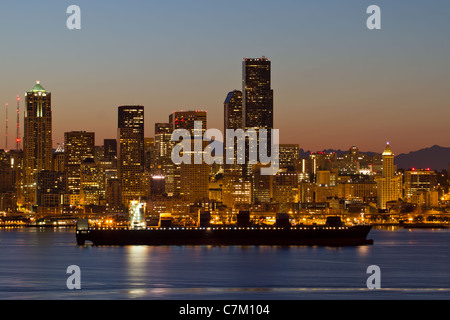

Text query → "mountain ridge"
[299,145,450,171]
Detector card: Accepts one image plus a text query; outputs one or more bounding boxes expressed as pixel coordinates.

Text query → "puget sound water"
[0,226,449,300]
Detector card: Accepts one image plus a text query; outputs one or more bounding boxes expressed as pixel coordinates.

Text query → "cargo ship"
[76,210,373,247]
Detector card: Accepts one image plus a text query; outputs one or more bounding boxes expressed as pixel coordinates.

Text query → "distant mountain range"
[300,145,450,171]
[395,145,450,171]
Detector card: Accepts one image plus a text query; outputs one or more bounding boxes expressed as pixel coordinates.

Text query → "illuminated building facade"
[118,105,145,206]
[169,110,207,136]
[103,139,117,161]
[80,157,105,206]
[242,57,274,178]
[224,90,243,173]
[242,57,273,130]
[23,82,52,207]
[376,143,402,209]
[64,131,95,203]
[154,123,174,194]
[404,168,437,201]
[169,110,209,202]
[36,170,66,208]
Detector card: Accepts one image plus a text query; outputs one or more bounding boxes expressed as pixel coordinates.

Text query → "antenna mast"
[5,103,8,151]
[16,95,21,150]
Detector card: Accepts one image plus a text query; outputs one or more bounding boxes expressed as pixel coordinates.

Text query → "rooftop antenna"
[5,102,8,151]
[16,95,21,150]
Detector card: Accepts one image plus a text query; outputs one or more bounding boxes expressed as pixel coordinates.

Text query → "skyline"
[1,0,450,154]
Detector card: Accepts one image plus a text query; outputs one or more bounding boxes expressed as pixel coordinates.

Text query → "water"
[0,227,449,300]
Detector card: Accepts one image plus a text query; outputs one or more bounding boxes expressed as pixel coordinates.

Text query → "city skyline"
[1,1,449,154]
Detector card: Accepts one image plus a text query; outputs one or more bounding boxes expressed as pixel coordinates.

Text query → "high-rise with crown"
[23,81,52,208]
[118,105,145,207]
[376,143,402,209]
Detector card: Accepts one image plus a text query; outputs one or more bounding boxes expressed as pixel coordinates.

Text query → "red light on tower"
[411,167,415,171]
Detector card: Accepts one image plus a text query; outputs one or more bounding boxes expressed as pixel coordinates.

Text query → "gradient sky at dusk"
[0,0,449,154]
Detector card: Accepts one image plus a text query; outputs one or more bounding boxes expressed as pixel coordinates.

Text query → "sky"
[0,0,449,155]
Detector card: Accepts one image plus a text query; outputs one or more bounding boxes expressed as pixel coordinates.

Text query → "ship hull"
[76,225,373,247]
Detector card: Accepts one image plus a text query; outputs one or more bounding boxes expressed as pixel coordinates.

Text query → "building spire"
[382,142,393,156]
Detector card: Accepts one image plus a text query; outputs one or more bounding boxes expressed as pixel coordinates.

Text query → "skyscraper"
[242,57,273,130]
[376,143,402,209]
[169,110,207,136]
[169,110,209,203]
[242,57,274,178]
[154,123,174,194]
[224,90,243,136]
[223,90,243,173]
[118,105,145,207]
[103,139,117,161]
[64,131,95,202]
[23,81,52,207]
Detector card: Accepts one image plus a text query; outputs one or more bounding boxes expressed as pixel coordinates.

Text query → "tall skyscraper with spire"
[23,81,52,208]
[376,142,402,210]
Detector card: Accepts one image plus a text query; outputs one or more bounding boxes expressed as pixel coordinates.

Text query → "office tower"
[104,139,117,160]
[105,178,122,211]
[252,164,273,204]
[0,150,17,212]
[242,57,274,178]
[338,181,377,202]
[169,110,207,136]
[36,170,66,209]
[53,150,65,172]
[272,168,299,212]
[169,110,209,203]
[23,81,53,207]
[316,170,331,186]
[223,90,243,173]
[279,144,299,169]
[404,168,437,201]
[143,137,156,173]
[222,175,252,209]
[180,162,209,203]
[64,131,95,203]
[224,90,243,140]
[80,157,105,206]
[150,175,166,198]
[154,123,174,193]
[242,57,273,130]
[376,143,402,209]
[118,105,145,206]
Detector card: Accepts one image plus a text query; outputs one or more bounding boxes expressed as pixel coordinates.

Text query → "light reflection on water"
[0,227,449,299]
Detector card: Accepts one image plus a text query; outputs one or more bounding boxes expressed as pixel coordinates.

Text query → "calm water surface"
[0,227,449,299]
